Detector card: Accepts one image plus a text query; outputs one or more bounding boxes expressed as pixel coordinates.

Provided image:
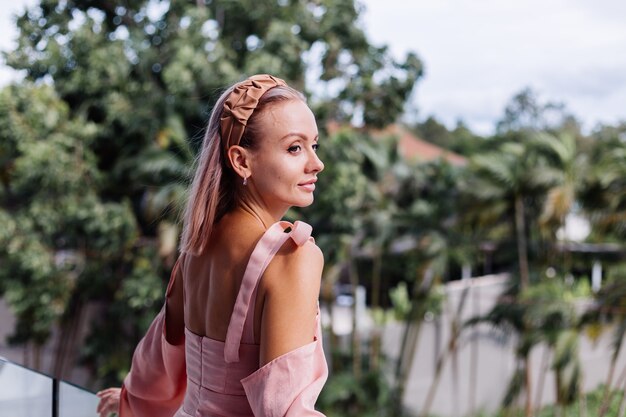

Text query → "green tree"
[410,116,486,156]
[582,276,626,417]
[449,119,487,156]
[461,90,585,417]
[467,140,550,289]
[389,159,471,414]
[467,278,587,417]
[579,123,626,241]
[524,279,586,415]
[412,116,453,149]
[466,283,537,415]
[496,88,577,135]
[0,82,139,376]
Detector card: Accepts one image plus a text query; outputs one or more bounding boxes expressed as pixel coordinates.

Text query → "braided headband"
[220,74,287,155]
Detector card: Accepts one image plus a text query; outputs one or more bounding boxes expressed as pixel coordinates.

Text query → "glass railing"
[0,357,99,417]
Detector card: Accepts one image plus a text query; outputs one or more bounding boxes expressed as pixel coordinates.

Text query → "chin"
[292,196,315,208]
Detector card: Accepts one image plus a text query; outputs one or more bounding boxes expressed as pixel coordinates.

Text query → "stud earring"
[243,176,248,186]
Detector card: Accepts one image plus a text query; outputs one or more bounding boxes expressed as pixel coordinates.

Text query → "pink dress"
[120,221,328,417]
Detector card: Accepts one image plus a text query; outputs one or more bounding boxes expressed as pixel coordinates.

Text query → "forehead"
[259,100,317,136]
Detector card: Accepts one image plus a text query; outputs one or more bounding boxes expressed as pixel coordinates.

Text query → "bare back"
[163,208,323,368]
[182,211,267,343]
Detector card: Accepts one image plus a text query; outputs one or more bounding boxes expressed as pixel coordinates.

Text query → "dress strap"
[224,221,312,363]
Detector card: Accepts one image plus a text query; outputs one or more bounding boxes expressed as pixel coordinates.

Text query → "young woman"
[97,74,327,417]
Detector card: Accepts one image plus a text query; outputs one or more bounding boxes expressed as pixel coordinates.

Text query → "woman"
[97,74,328,417]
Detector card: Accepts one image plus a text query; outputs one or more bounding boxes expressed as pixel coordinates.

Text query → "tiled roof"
[326,122,467,166]
[373,124,467,166]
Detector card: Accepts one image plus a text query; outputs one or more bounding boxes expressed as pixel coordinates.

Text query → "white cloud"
[360,0,626,134]
[0,0,36,86]
[1,0,625,135]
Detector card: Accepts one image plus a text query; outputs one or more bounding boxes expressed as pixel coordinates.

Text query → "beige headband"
[220,74,287,156]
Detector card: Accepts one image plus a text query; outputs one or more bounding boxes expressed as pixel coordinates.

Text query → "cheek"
[268,159,297,182]
[256,163,286,187]
[254,154,302,187]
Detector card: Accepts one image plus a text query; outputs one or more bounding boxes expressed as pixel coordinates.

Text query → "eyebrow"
[280,132,319,142]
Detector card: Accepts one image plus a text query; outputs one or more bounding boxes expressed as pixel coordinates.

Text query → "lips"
[298,178,317,191]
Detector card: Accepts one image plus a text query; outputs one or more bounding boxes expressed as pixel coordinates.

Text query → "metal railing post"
[52,377,59,417]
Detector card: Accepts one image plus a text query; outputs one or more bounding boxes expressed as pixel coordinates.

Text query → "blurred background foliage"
[1,0,626,416]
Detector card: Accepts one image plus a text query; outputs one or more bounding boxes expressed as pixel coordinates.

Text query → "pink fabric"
[120,259,187,417]
[120,221,328,417]
[241,314,327,417]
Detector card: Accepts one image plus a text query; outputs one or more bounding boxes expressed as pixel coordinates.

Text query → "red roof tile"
[326,122,467,166]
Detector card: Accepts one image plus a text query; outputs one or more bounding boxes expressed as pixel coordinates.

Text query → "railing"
[0,357,98,417]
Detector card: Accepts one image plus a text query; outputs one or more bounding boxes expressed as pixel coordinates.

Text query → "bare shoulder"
[263,238,324,293]
[258,237,324,364]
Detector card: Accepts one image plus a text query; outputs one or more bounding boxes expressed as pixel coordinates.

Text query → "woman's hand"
[96,387,121,417]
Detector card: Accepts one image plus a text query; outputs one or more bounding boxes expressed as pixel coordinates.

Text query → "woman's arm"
[259,239,323,366]
[242,238,328,416]
[96,257,187,417]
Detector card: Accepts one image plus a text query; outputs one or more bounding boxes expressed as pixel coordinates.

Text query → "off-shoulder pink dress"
[119,221,328,417]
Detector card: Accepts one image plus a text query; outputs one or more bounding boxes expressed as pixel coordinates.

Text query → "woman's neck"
[233,200,286,230]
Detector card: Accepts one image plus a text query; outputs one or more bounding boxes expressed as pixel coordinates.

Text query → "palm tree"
[420,276,472,417]
[579,124,626,241]
[533,132,582,235]
[390,159,473,414]
[522,279,583,415]
[466,282,537,415]
[393,259,442,415]
[575,125,626,417]
[356,132,409,372]
[468,138,561,289]
[464,142,532,416]
[582,279,626,417]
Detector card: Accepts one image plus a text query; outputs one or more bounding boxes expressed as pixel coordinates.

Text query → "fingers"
[98,401,115,417]
[96,387,120,397]
[96,387,121,417]
[97,398,118,416]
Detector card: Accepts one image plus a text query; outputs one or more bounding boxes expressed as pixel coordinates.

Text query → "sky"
[359,0,626,134]
[1,0,625,135]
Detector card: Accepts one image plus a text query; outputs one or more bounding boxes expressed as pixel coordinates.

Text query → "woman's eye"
[288,145,301,153]
[312,143,320,152]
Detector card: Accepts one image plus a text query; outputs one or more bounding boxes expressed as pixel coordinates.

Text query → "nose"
[308,149,324,173]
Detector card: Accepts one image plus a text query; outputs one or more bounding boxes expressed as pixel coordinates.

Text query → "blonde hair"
[180,82,305,255]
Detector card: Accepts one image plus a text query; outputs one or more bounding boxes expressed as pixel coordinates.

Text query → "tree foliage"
[0,82,140,372]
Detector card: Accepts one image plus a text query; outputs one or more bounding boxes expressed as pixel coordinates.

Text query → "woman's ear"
[227,145,251,180]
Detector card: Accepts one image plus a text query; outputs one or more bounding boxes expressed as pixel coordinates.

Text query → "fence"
[0,357,98,417]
